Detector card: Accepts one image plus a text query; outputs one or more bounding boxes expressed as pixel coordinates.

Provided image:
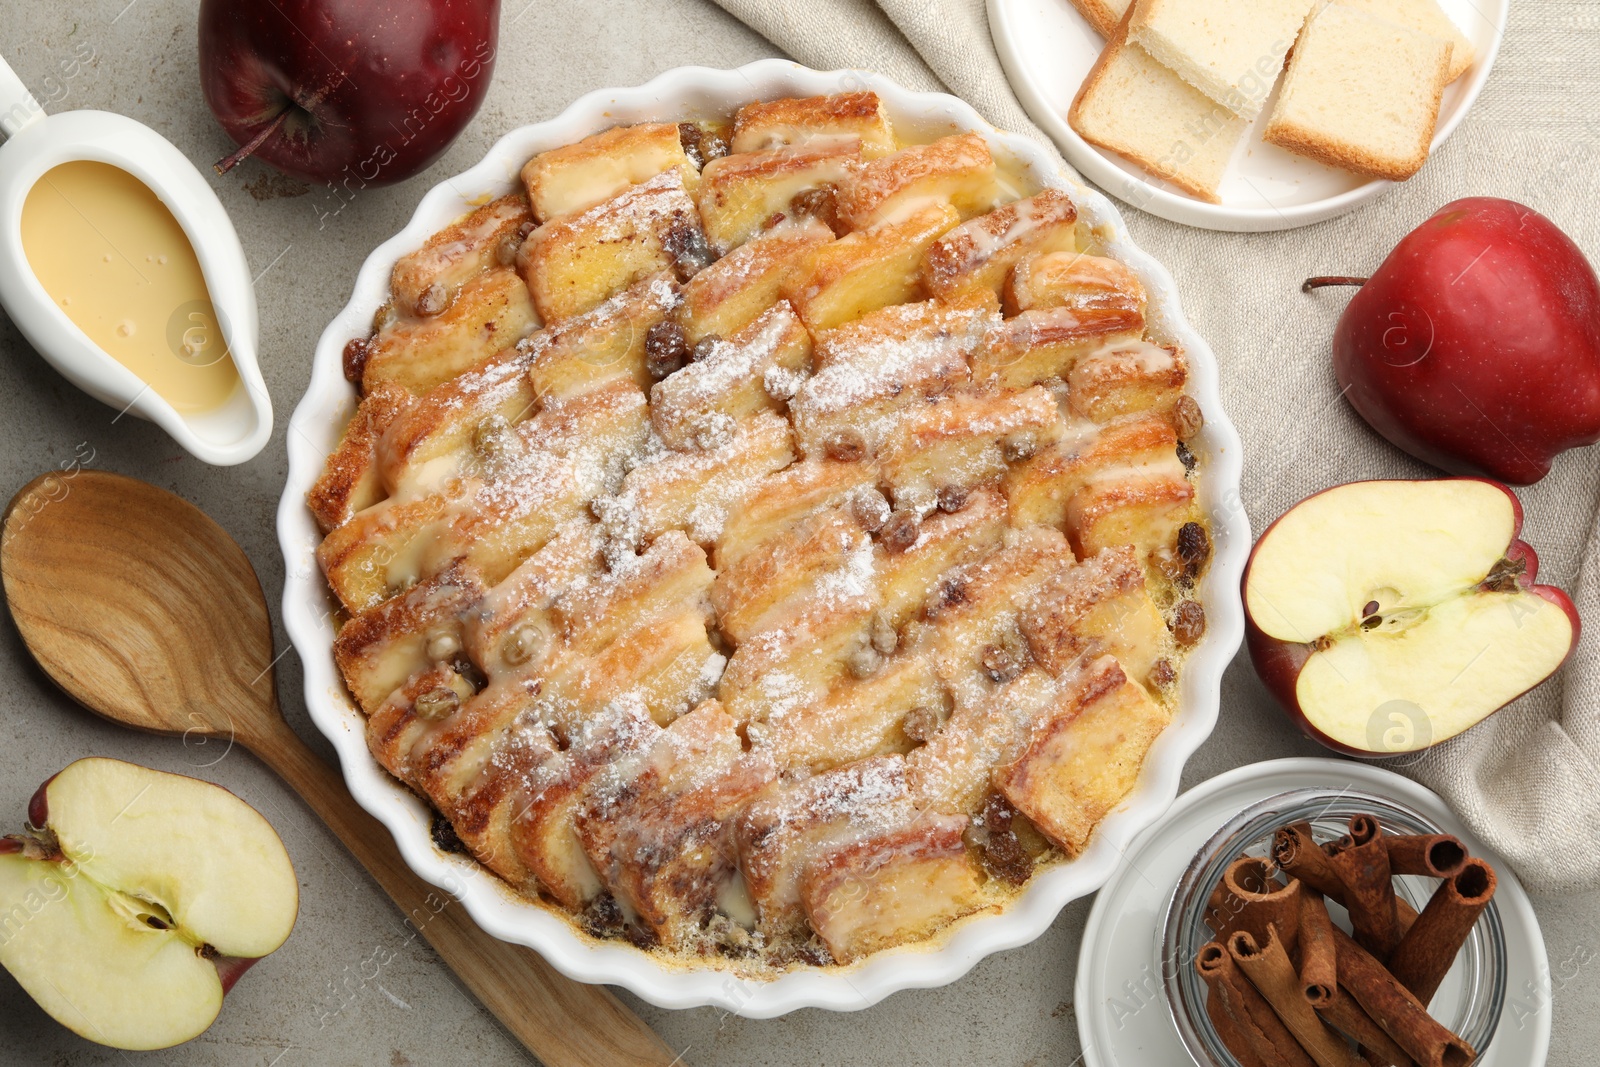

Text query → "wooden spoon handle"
[247,717,680,1067]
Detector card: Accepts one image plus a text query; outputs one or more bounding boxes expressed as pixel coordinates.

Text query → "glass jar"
[1161,787,1506,1066]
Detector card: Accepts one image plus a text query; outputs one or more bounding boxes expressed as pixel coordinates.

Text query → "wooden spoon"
[0,470,678,1067]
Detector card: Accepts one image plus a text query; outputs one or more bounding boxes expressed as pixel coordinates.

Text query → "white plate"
[276,59,1251,1017]
[1074,758,1551,1066]
[988,0,1508,231]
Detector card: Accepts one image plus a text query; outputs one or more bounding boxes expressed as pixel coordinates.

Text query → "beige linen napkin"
[708,0,1075,174]
[710,0,1600,894]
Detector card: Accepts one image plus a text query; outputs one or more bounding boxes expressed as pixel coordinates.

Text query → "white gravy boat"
[0,53,271,465]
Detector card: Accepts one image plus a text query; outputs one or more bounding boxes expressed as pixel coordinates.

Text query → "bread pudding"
[310,92,1212,973]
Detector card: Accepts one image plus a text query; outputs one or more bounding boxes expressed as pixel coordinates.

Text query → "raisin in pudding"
[310,92,1212,973]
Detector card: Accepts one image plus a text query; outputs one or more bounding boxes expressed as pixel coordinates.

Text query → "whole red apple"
[1244,478,1578,757]
[199,0,501,187]
[1310,197,1600,485]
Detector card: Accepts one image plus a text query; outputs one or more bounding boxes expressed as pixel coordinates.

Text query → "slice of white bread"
[1333,0,1474,82]
[1264,3,1452,182]
[1069,0,1131,37]
[1069,9,1249,203]
[1129,0,1318,117]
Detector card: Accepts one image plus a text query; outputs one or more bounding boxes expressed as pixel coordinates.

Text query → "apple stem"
[214,107,291,176]
[1301,276,1370,293]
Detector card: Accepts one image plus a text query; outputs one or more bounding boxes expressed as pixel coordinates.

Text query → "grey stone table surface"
[0,1,1596,1065]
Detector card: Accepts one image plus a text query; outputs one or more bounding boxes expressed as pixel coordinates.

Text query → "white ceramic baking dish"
[276,58,1250,1018]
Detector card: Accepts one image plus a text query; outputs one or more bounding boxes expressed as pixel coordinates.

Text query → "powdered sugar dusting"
[316,101,1203,974]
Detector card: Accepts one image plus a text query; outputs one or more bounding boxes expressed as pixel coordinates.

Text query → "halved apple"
[1244,479,1579,755]
[0,758,297,1050]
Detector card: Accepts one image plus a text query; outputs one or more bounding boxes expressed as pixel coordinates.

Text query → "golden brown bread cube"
[731,92,896,157]
[734,755,914,935]
[364,665,481,827]
[717,595,878,725]
[809,298,993,373]
[877,386,1063,505]
[390,193,534,317]
[526,273,680,404]
[713,458,881,572]
[512,763,607,909]
[517,378,651,500]
[596,410,795,548]
[411,678,558,891]
[308,381,411,531]
[462,518,605,678]
[1021,546,1168,685]
[995,655,1170,855]
[836,133,1001,231]
[1065,465,1198,561]
[697,143,860,254]
[517,170,705,324]
[321,442,598,614]
[712,505,877,645]
[912,526,1076,698]
[1004,250,1146,316]
[761,652,943,773]
[510,703,657,909]
[781,203,960,332]
[875,486,1011,628]
[922,190,1080,305]
[577,702,775,946]
[904,669,1056,815]
[971,305,1145,391]
[333,563,484,715]
[375,346,536,497]
[362,268,540,394]
[650,301,812,451]
[790,300,985,456]
[565,610,722,727]
[801,814,987,963]
[428,455,592,590]
[521,122,699,223]
[317,492,454,614]
[553,529,713,657]
[1005,414,1180,530]
[674,218,834,346]
[1067,341,1187,424]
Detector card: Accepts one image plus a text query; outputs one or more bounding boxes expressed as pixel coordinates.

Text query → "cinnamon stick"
[1316,985,1417,1067]
[1384,835,1467,879]
[1330,926,1475,1067]
[1275,823,1419,934]
[1207,856,1303,958]
[1326,815,1402,962]
[1386,859,1497,1007]
[1297,888,1338,1008]
[1197,940,1317,1067]
[1229,927,1364,1067]
[1200,945,1271,1067]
